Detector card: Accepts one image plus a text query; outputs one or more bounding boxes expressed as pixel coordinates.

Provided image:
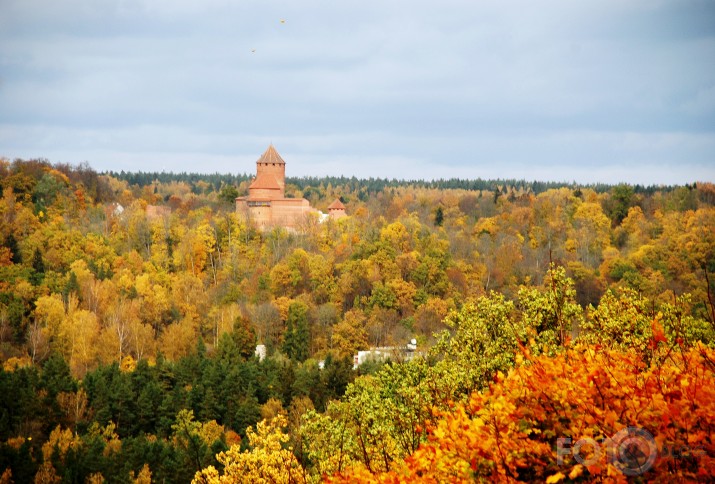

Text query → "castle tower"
[237,145,340,232]
[254,144,286,197]
[327,198,346,220]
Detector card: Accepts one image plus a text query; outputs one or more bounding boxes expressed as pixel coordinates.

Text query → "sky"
[1,0,714,185]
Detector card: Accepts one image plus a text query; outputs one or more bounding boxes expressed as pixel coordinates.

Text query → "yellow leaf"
[568,464,584,479]
[546,472,566,483]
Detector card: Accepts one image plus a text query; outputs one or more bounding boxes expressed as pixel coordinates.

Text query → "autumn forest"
[1,158,714,482]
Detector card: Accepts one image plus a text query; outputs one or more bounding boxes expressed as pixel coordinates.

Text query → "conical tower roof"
[249,172,282,190]
[328,198,346,210]
[256,144,286,165]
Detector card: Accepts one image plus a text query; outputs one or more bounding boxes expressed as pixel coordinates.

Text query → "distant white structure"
[353,339,419,369]
[106,203,124,216]
[255,344,266,361]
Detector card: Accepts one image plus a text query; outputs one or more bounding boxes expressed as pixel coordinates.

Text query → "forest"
[1,157,714,482]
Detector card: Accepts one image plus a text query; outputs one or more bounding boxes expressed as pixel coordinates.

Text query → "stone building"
[236,145,345,230]
[327,198,346,220]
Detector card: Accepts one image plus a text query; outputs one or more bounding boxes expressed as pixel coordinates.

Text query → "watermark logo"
[558,426,657,476]
[609,427,658,476]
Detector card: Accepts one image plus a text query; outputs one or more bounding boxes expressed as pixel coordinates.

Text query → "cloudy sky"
[1,0,714,184]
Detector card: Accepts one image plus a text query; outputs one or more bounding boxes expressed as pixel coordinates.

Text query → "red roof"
[328,198,345,210]
[256,144,286,165]
[249,173,281,190]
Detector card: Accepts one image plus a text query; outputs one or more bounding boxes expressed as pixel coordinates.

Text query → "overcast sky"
[1,0,714,184]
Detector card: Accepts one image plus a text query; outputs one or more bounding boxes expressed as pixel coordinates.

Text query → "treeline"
[107,171,253,195]
[1,159,113,207]
[107,168,680,196]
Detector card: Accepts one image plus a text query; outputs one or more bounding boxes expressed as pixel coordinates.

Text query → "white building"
[353,339,419,368]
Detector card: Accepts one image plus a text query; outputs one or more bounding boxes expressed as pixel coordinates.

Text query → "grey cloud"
[0,0,713,184]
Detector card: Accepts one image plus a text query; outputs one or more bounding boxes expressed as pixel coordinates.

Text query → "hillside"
[1,157,713,482]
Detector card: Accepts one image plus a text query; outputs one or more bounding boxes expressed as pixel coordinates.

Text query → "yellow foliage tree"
[331,309,368,358]
[35,426,81,484]
[193,415,306,484]
[130,463,152,484]
[33,294,65,341]
[54,299,100,377]
[158,317,197,360]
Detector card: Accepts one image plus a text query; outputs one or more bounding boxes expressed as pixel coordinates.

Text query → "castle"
[236,145,346,230]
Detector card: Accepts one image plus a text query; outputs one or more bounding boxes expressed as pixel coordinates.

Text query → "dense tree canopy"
[1,157,714,481]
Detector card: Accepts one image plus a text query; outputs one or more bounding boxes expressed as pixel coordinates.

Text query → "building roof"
[249,172,282,190]
[328,198,346,210]
[256,144,286,165]
[271,198,311,205]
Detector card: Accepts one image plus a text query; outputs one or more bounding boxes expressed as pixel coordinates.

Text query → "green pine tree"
[283,302,310,362]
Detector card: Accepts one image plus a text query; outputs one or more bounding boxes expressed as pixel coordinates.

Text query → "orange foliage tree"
[330,343,715,482]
